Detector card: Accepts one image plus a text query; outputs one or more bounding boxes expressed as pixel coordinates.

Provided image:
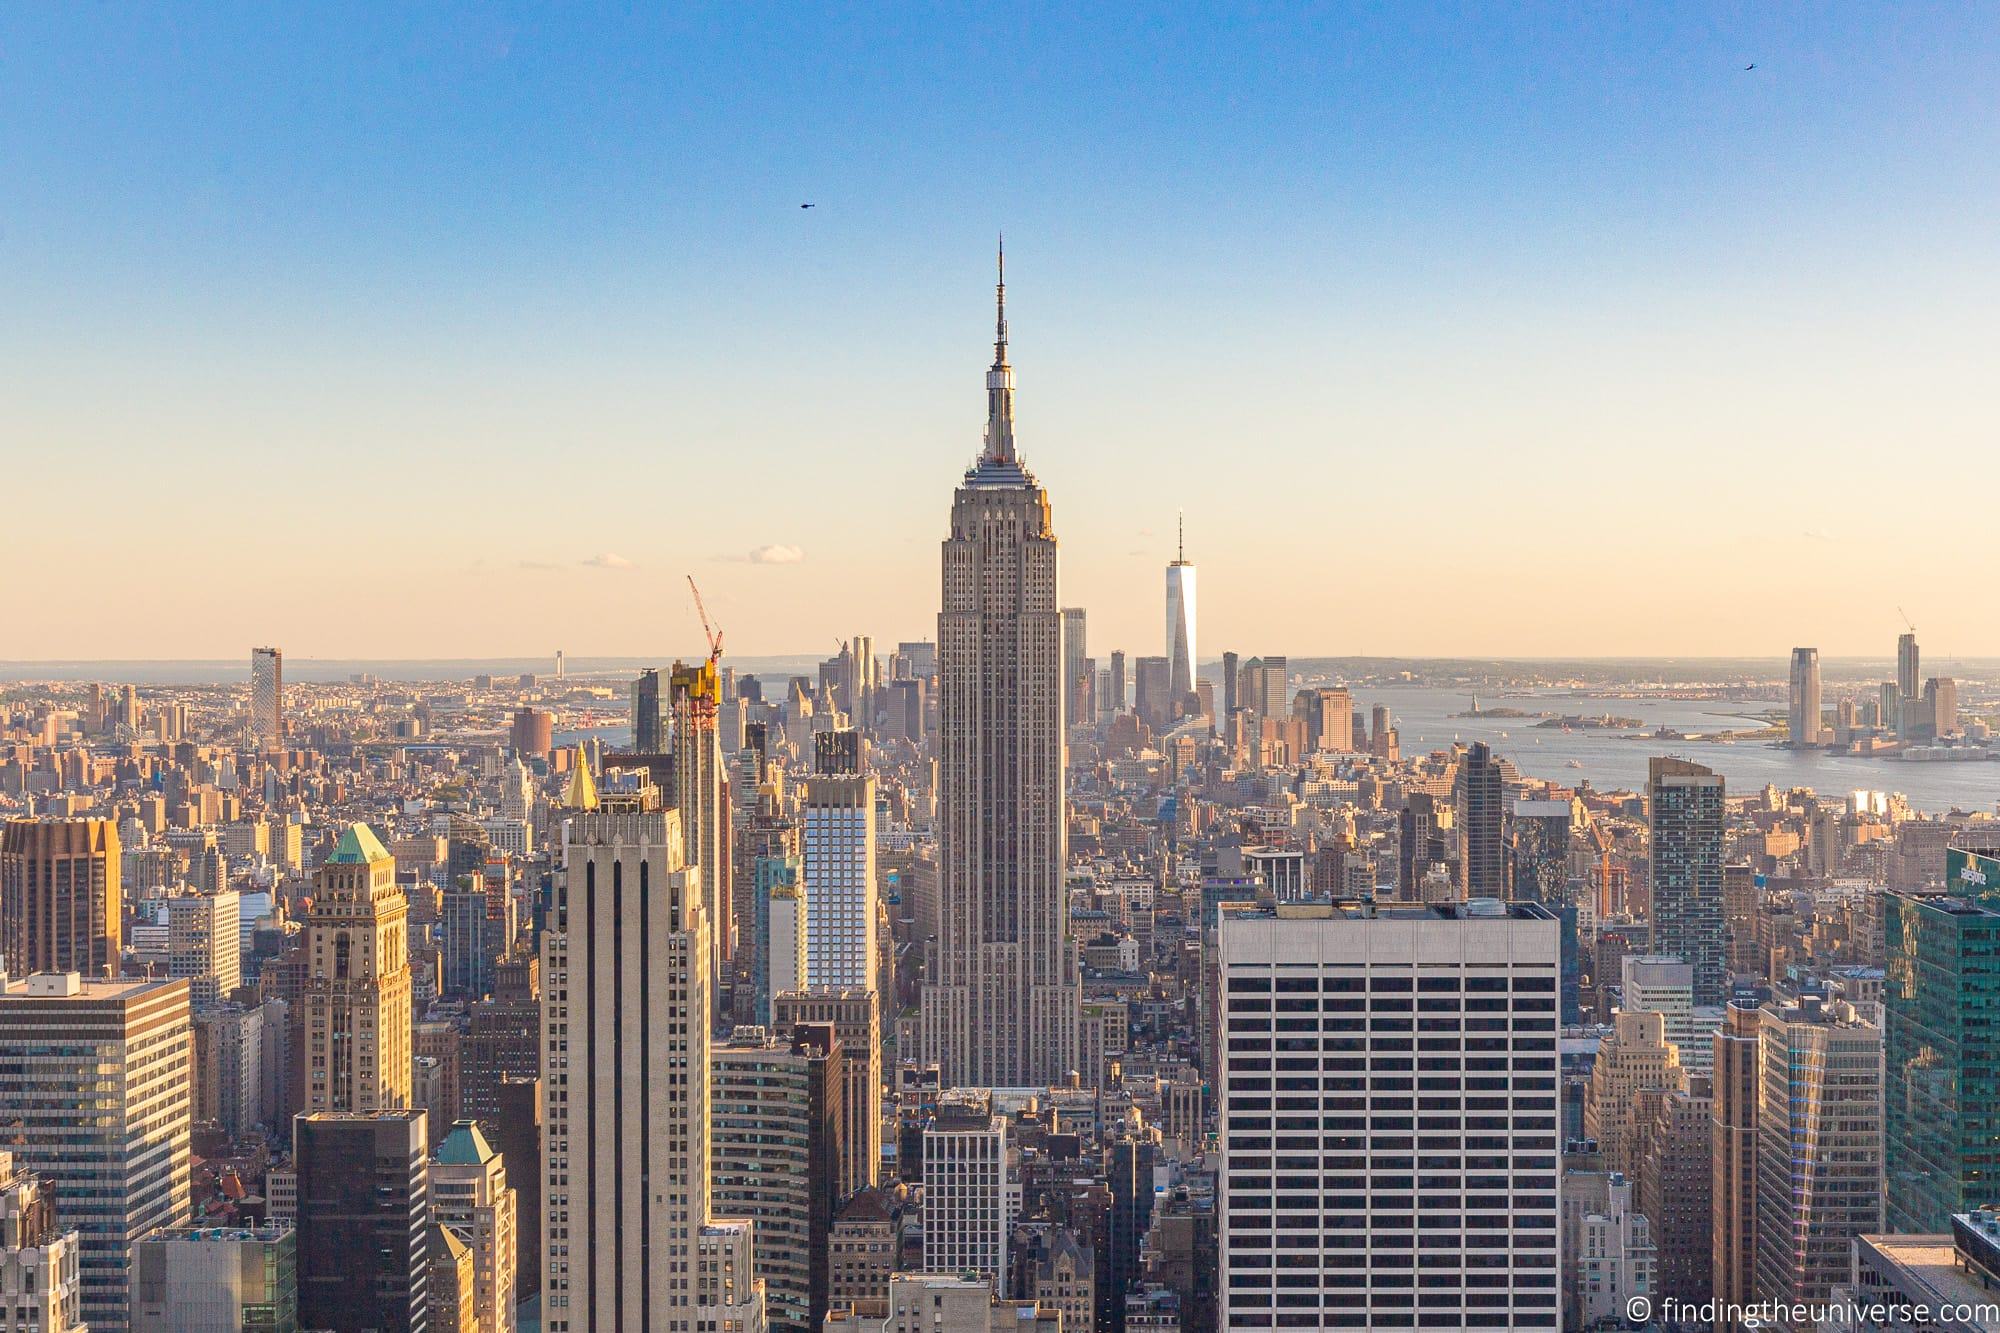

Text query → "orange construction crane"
[686,574,723,667]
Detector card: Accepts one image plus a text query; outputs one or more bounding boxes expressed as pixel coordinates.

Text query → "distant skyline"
[7,7,1998,658]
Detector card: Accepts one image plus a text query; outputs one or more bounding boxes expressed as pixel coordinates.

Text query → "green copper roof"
[327,823,392,865]
[433,1119,498,1166]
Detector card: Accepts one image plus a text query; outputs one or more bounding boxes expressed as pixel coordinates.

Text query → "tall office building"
[753,856,808,1025]
[1453,741,1505,898]
[1751,998,1882,1313]
[296,1111,432,1333]
[1509,799,1575,906]
[0,974,193,1333]
[802,775,877,993]
[774,988,881,1198]
[1132,657,1173,732]
[1710,1000,1761,1321]
[1061,608,1089,728]
[710,1026,844,1333]
[251,647,284,751]
[1582,1009,1685,1176]
[302,824,413,1115]
[922,1090,1012,1289]
[168,888,242,1009]
[1619,954,1722,1074]
[431,1121,519,1333]
[1220,651,1239,719]
[1217,900,1562,1331]
[1164,515,1197,704]
[1107,650,1127,717]
[1,1148,85,1333]
[673,659,729,1001]
[1788,647,1823,747]
[1647,758,1726,1005]
[631,669,666,753]
[132,1224,297,1333]
[2,817,122,979]
[1883,847,2000,1232]
[1897,630,1920,702]
[540,809,765,1333]
[921,249,1080,1089]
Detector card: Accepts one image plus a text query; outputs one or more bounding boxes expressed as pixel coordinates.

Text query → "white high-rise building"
[1217,901,1563,1331]
[1165,514,1197,704]
[167,888,241,1009]
[0,974,193,1333]
[802,775,877,993]
[541,808,766,1333]
[921,246,1080,1089]
[921,1090,1013,1290]
[249,647,283,751]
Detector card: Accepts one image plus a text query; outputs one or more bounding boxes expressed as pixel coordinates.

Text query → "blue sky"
[5,5,1997,659]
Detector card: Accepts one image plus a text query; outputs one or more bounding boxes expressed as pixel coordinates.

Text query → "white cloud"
[582,552,635,569]
[747,544,805,565]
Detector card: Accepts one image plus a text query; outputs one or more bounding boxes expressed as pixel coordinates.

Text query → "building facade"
[302,824,413,1115]
[2,818,122,979]
[1216,901,1563,1330]
[0,974,192,1333]
[1648,758,1727,1005]
[540,808,765,1333]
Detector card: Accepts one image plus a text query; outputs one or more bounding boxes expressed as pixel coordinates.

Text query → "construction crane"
[1898,605,1917,634]
[686,574,723,667]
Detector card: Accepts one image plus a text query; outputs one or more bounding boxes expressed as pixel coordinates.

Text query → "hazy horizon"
[7,7,1997,658]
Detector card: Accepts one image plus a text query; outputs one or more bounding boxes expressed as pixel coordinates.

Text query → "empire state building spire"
[984,237,1017,463]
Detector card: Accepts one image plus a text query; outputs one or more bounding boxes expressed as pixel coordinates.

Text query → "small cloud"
[582,553,636,569]
[747,544,805,566]
[1801,530,1837,543]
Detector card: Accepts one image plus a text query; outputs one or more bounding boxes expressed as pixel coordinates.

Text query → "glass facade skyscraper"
[1883,847,2000,1232]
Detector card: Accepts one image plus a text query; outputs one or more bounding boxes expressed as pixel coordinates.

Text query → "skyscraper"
[922,1090,1011,1288]
[2,818,122,979]
[1220,651,1239,718]
[1217,900,1562,1330]
[672,659,729,1006]
[1164,514,1197,704]
[296,1110,432,1333]
[631,668,666,753]
[1751,997,1882,1312]
[1453,741,1505,898]
[1061,607,1088,729]
[1897,630,1920,702]
[0,973,193,1333]
[921,248,1080,1089]
[710,1025,844,1333]
[302,824,414,1115]
[1883,847,2000,1232]
[1647,757,1726,1005]
[802,775,877,993]
[1788,647,1823,747]
[250,646,284,751]
[1710,1001,1761,1321]
[773,989,880,1199]
[167,888,242,1009]
[540,809,764,1333]
[430,1120,519,1333]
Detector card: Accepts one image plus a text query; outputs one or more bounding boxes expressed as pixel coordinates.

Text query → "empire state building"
[921,247,1081,1088]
